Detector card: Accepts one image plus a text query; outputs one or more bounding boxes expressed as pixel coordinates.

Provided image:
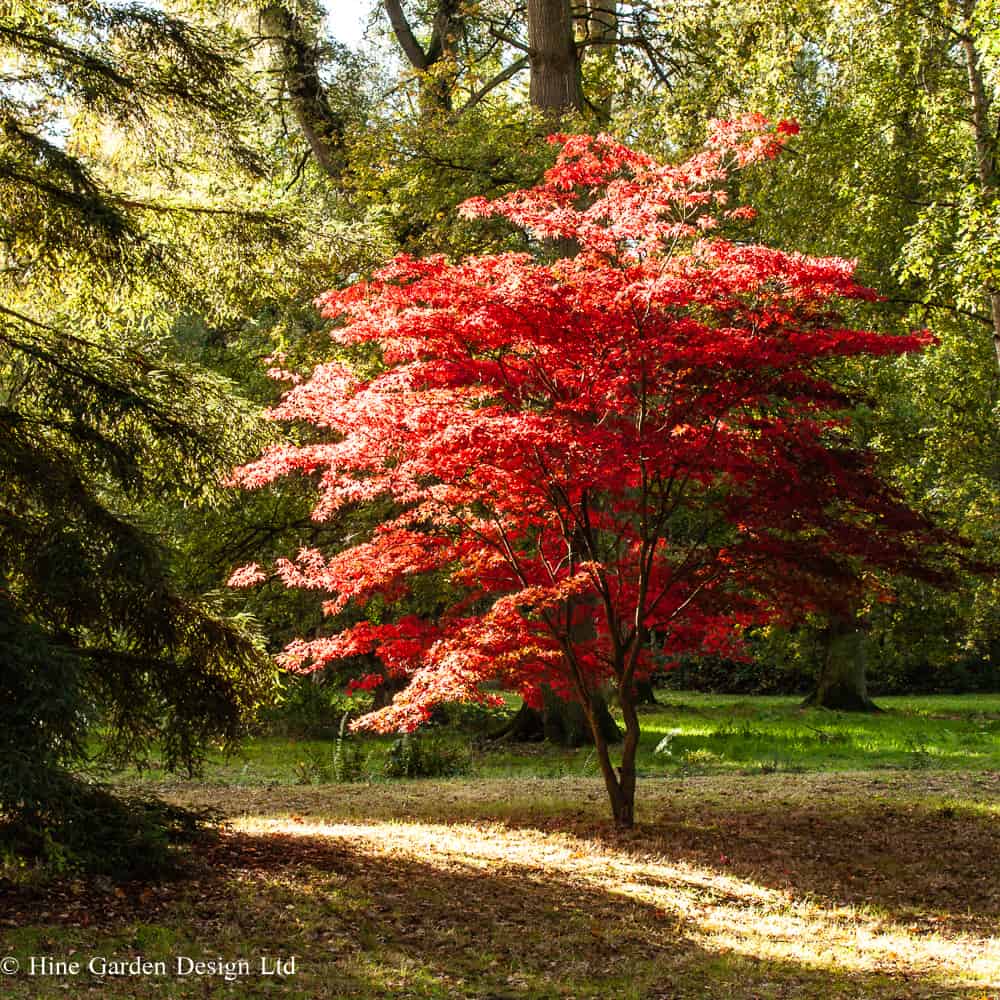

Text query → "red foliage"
[232,117,940,739]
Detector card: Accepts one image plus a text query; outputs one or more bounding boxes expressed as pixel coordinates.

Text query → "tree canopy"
[2,0,997,861]
[231,118,960,824]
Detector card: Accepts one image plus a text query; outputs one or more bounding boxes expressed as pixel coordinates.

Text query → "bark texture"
[383,0,460,111]
[527,0,584,113]
[260,4,346,180]
[802,617,881,712]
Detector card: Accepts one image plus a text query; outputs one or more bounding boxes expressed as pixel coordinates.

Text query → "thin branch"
[458,56,529,114]
[886,296,991,326]
[487,25,529,53]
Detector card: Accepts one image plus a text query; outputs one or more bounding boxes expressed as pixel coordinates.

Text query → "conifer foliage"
[233,118,946,825]
[0,0,275,871]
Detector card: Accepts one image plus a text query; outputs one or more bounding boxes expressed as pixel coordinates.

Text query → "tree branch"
[458,56,529,113]
[384,0,429,69]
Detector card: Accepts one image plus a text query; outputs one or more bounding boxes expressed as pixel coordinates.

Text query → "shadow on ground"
[3,803,997,999]
[160,770,1000,937]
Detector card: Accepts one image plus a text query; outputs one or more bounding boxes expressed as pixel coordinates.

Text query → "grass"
[112,692,1000,786]
[5,693,1000,999]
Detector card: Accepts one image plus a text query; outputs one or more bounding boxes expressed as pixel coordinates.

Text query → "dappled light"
[4,772,997,997]
[5,2,1000,997]
[236,811,998,986]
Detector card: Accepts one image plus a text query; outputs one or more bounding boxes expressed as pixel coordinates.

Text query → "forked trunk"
[586,682,640,828]
[259,4,346,180]
[576,0,618,123]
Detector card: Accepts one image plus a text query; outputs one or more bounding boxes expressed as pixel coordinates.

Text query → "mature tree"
[0,0,288,869]
[527,0,583,112]
[232,119,949,825]
[384,0,463,110]
[374,0,677,120]
[257,0,349,179]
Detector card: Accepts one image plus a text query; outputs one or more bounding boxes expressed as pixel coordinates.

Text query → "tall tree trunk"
[259,4,346,180]
[544,687,621,745]
[371,674,408,710]
[958,0,1000,371]
[527,0,584,114]
[802,616,881,712]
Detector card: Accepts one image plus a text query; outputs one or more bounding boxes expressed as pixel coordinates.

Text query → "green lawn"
[117,692,1000,787]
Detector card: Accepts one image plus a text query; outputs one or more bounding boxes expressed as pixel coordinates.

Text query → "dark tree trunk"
[260,4,346,180]
[587,679,639,827]
[543,687,621,746]
[371,676,408,710]
[491,700,546,742]
[491,688,620,746]
[802,616,881,712]
[633,679,657,705]
[361,653,409,710]
[527,0,584,114]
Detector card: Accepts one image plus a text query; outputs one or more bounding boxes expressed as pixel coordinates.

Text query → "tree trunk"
[371,674,408,710]
[527,0,584,114]
[544,687,621,745]
[490,687,620,746]
[259,4,346,180]
[383,0,459,112]
[633,679,657,705]
[802,616,881,712]
[587,679,639,827]
[490,699,546,742]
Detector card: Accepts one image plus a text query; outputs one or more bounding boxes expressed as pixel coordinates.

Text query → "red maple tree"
[232,117,941,825]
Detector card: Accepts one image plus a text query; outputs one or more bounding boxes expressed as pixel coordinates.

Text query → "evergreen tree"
[0,0,282,871]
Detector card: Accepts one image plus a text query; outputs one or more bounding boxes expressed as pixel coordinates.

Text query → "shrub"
[0,778,215,880]
[260,671,357,738]
[383,732,472,779]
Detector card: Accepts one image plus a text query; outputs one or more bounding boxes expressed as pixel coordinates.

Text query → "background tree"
[0,0,315,870]
[630,0,1000,706]
[234,0,998,715]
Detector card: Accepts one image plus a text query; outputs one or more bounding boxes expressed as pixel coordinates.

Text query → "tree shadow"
[332,778,999,935]
[595,793,1000,937]
[139,773,1000,939]
[162,829,1000,997]
[5,817,997,998]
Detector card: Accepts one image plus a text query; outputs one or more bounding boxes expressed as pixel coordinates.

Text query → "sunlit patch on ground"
[3,771,998,998]
[234,812,1000,990]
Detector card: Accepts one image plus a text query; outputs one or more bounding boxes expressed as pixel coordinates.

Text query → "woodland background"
[2,0,998,863]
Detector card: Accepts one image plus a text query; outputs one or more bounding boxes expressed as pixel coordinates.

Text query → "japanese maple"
[232,116,941,826]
